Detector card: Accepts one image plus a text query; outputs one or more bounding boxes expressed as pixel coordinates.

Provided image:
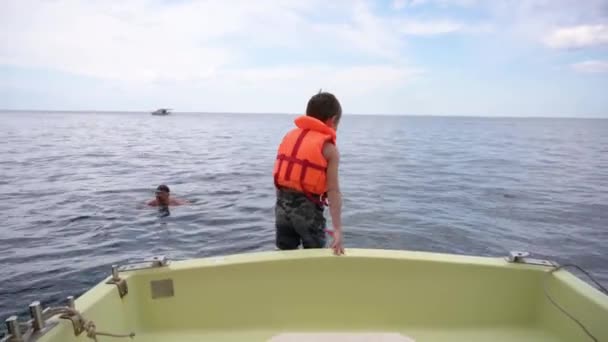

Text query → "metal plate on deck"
[505,256,558,267]
[150,279,174,299]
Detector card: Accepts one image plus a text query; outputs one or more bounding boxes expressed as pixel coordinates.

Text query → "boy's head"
[155,184,170,206]
[306,91,342,130]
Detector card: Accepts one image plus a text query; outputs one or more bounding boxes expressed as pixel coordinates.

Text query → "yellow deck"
[125,328,559,342]
[29,249,608,342]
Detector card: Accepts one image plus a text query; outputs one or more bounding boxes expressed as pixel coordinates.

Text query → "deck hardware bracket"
[58,313,85,337]
[66,296,75,310]
[57,295,87,337]
[106,265,129,298]
[150,255,168,267]
[26,302,61,341]
[2,316,22,342]
[117,255,170,272]
[505,251,558,267]
[29,302,44,332]
[1,303,65,342]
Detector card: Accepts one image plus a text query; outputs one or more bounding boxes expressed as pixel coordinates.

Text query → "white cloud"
[392,0,431,9]
[110,64,423,113]
[0,0,489,83]
[544,25,608,49]
[398,19,464,35]
[393,0,408,10]
[441,1,608,49]
[393,0,479,8]
[571,60,608,73]
[314,2,409,61]
[0,0,243,82]
[222,65,422,95]
[0,0,419,82]
[3,0,606,115]
[0,0,426,112]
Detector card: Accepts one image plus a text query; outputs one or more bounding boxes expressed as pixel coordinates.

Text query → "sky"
[1,0,607,117]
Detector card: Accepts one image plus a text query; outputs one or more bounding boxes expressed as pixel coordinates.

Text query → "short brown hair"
[156,184,170,193]
[306,91,342,123]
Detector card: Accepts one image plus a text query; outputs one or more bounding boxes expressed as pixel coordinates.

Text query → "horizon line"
[0,108,606,120]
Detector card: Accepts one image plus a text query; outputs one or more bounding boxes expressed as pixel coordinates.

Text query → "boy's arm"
[323,142,344,255]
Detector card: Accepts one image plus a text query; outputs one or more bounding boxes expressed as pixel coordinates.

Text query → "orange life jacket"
[273,115,337,201]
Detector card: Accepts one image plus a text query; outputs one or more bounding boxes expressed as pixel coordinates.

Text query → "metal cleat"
[2,316,22,342]
[106,265,129,298]
[66,296,75,310]
[150,255,168,267]
[117,255,170,272]
[505,251,558,267]
[58,313,85,337]
[105,256,170,297]
[507,251,530,263]
[29,302,44,332]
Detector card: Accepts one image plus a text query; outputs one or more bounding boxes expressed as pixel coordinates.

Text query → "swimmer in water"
[147,185,189,207]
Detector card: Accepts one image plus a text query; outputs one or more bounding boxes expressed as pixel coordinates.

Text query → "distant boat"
[151,108,171,116]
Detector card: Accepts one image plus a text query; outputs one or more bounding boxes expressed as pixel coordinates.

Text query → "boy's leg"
[292,201,326,249]
[275,196,301,250]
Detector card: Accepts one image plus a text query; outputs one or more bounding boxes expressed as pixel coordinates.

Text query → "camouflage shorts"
[275,188,326,249]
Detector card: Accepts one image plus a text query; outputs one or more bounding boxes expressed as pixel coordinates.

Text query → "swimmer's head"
[155,184,170,206]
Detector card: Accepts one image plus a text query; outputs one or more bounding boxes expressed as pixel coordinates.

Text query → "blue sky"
[1,0,607,117]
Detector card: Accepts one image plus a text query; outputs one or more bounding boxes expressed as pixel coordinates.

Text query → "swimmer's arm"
[147,199,158,206]
[170,198,191,205]
[323,142,342,233]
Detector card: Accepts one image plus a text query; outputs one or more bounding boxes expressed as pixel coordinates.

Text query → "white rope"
[52,307,135,341]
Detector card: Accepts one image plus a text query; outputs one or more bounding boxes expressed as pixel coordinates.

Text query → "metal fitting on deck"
[505,251,557,267]
[117,255,170,272]
[507,251,530,263]
[151,255,168,267]
[112,265,120,281]
[28,302,44,332]
[106,264,129,298]
[2,316,22,342]
[106,256,172,298]
[67,296,75,310]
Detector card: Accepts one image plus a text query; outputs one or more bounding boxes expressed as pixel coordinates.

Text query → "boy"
[273,91,344,255]
[147,184,189,207]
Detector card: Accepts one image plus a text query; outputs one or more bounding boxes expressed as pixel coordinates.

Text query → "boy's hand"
[330,229,344,255]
